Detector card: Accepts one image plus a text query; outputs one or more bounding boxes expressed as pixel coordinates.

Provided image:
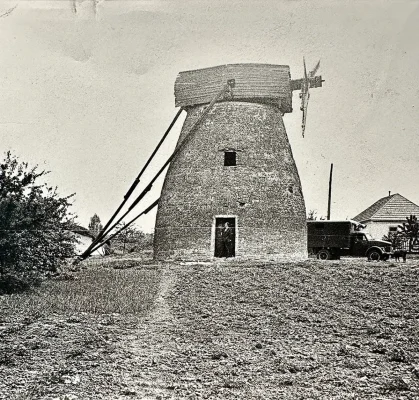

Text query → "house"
[353,193,419,240]
[70,225,107,257]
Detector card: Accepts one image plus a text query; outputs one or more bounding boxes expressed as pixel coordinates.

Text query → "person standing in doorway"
[223,222,234,257]
[215,223,224,257]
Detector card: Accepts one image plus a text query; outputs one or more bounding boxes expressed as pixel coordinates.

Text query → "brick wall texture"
[154,101,307,260]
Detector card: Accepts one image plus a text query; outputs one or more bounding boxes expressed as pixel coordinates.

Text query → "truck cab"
[349,232,392,260]
[307,220,392,261]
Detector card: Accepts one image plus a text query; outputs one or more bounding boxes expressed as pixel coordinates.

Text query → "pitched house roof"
[69,224,95,239]
[353,193,419,222]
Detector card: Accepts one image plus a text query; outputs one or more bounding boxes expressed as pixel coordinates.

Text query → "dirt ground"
[1,258,419,399]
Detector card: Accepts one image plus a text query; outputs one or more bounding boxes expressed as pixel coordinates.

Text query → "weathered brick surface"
[154,101,307,260]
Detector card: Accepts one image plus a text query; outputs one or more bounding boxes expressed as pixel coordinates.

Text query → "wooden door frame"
[211,215,238,257]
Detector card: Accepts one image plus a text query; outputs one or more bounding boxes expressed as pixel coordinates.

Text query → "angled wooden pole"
[80,109,183,260]
[85,81,233,254]
[327,163,333,220]
[80,80,233,261]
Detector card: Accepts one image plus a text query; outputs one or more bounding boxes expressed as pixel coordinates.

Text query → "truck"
[307,220,392,261]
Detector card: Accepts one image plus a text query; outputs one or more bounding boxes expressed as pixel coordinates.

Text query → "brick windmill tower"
[154,62,323,260]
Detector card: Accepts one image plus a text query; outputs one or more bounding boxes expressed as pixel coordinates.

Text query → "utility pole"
[327,163,333,220]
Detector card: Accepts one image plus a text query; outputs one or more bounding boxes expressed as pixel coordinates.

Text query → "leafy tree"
[0,152,77,293]
[307,209,317,221]
[88,213,103,238]
[307,210,326,221]
[382,231,406,250]
[112,222,147,254]
[398,215,419,251]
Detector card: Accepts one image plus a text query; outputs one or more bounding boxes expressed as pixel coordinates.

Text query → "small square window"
[224,151,236,166]
[389,227,397,232]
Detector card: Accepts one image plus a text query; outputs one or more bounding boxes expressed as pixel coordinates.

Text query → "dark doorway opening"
[214,217,236,258]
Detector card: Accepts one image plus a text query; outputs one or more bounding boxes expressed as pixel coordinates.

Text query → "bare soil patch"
[1,258,418,399]
[0,263,160,399]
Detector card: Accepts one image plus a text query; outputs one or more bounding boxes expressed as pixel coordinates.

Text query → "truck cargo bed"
[307,221,354,249]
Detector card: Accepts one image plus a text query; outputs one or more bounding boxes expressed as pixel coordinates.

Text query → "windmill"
[79,62,324,262]
[153,63,324,260]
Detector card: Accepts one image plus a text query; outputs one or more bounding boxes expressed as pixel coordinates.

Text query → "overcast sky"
[1,0,418,232]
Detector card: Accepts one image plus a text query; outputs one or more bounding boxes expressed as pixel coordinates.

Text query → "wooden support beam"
[291,75,324,91]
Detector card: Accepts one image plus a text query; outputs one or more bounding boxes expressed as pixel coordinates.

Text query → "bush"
[0,152,77,293]
[0,272,42,295]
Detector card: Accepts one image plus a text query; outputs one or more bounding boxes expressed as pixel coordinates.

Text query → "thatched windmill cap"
[174,63,293,112]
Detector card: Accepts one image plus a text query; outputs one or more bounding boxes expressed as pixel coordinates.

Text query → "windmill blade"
[310,60,321,78]
[300,57,310,137]
[303,57,309,91]
[303,57,310,99]
[301,91,310,137]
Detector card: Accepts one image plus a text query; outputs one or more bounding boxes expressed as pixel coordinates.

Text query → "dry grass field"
[1,257,418,399]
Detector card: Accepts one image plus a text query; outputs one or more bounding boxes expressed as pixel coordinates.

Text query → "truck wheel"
[367,249,381,261]
[317,249,332,260]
